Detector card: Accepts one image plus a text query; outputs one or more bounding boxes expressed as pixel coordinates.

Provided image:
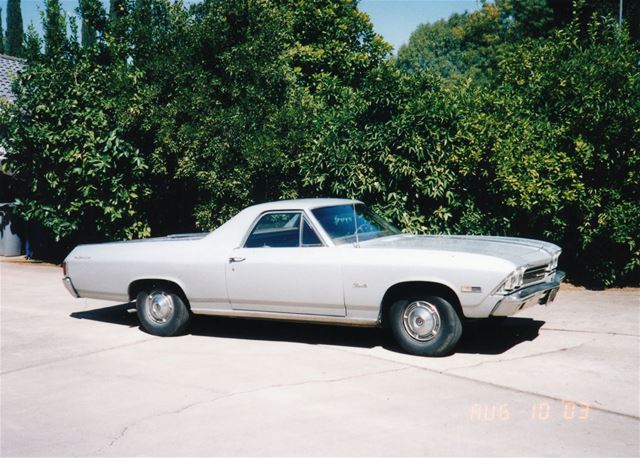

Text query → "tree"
[133,0,391,230]
[284,0,391,88]
[396,3,507,82]
[0,7,5,54]
[5,0,23,57]
[309,4,639,286]
[397,0,639,81]
[80,18,94,48]
[129,0,153,63]
[1,5,150,246]
[79,0,107,48]
[300,65,464,233]
[396,17,465,76]
[43,0,67,55]
[23,24,43,60]
[2,56,151,244]
[109,0,127,20]
[450,16,640,286]
[151,0,302,227]
[2,0,636,287]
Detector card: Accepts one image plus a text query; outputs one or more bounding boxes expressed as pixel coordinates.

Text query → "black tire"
[487,316,508,325]
[389,294,463,357]
[136,287,191,337]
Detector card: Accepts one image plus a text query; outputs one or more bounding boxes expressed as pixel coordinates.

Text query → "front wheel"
[389,295,462,356]
[136,288,191,336]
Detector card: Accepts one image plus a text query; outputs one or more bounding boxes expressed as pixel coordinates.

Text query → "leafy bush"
[1,38,150,243]
[0,0,637,286]
[487,18,639,285]
[304,13,639,287]
[300,66,463,233]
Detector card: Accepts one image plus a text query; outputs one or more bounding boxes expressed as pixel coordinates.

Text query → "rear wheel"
[389,294,462,356]
[136,287,190,336]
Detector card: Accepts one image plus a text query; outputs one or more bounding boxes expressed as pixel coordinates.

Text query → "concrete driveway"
[1,258,638,457]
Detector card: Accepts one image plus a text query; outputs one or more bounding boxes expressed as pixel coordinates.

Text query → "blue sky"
[5,0,480,52]
[359,0,479,50]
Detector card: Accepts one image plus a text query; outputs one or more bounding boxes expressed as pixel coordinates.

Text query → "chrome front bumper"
[491,270,566,317]
[62,276,80,298]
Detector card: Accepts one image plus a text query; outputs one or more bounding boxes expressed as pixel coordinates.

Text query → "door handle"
[229,257,246,263]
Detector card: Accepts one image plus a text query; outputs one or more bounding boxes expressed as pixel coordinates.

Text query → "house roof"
[0,54,25,102]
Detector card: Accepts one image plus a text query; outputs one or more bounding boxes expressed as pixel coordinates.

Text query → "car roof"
[246,198,361,212]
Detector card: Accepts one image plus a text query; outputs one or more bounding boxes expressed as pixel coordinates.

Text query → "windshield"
[311,204,400,245]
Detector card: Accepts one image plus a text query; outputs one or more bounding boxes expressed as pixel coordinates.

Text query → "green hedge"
[0,0,637,287]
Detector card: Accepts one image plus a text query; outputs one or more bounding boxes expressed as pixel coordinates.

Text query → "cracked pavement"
[1,258,639,456]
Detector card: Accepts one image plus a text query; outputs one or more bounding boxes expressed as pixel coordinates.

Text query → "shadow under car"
[70,304,545,356]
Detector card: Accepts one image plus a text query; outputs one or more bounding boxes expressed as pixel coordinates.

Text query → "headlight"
[547,251,561,271]
[494,266,526,295]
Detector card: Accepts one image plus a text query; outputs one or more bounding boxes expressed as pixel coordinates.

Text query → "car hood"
[359,234,560,267]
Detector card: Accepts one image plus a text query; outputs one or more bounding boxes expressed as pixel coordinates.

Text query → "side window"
[302,218,323,247]
[245,213,301,248]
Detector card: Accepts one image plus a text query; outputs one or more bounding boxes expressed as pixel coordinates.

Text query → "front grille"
[523,265,548,286]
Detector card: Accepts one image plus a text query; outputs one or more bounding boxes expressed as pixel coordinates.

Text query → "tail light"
[62,261,68,276]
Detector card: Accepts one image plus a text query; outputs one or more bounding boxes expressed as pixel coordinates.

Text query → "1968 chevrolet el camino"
[62,199,565,356]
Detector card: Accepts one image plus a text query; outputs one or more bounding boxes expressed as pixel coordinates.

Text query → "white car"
[63,198,564,356]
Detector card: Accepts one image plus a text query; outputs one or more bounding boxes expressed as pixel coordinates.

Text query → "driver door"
[225,211,346,316]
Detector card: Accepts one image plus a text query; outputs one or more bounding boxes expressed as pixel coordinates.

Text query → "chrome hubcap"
[402,301,441,342]
[146,291,174,324]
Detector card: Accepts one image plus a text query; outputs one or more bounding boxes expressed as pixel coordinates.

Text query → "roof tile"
[0,54,25,102]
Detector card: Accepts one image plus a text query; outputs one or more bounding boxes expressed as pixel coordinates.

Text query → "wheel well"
[379,281,463,325]
[128,279,190,309]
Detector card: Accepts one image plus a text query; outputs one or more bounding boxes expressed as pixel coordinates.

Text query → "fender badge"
[353,282,368,289]
[461,286,482,293]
